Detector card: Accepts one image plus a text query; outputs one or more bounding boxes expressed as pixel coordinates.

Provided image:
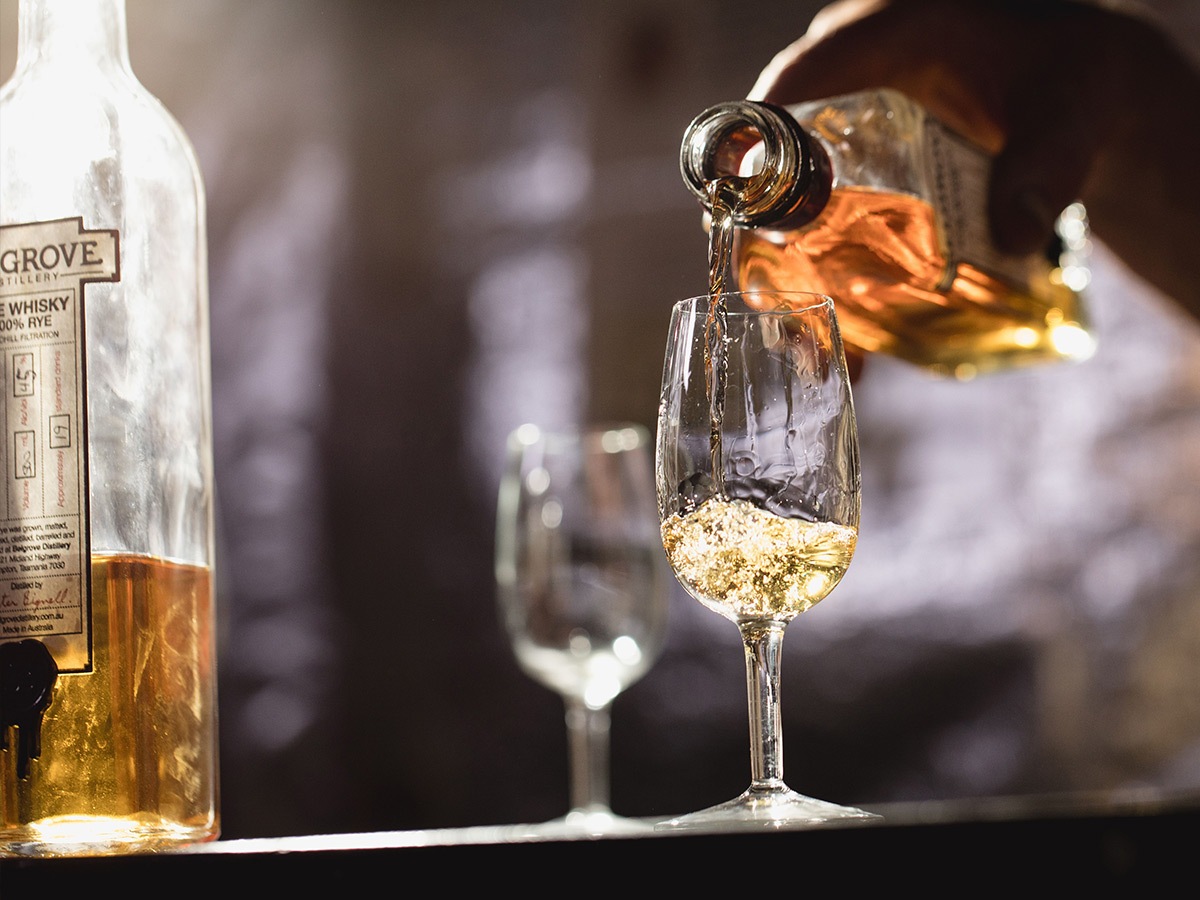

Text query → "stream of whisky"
[704,177,742,492]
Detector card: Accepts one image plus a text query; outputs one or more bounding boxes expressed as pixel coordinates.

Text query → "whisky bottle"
[0,0,217,855]
[681,92,1094,379]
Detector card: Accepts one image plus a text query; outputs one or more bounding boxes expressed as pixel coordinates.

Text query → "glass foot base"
[562,808,654,835]
[516,807,656,839]
[656,785,881,833]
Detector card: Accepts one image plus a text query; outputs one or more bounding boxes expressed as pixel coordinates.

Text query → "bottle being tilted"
[0,0,217,855]
[681,92,1094,379]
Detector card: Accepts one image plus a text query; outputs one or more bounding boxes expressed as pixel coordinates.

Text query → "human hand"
[750,0,1133,256]
[748,0,1200,317]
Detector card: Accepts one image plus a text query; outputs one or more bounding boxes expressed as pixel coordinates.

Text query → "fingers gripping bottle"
[0,0,217,855]
[681,93,1093,379]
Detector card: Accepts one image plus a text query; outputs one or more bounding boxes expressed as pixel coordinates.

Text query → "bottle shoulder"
[783,89,936,198]
[787,88,924,129]
[1,66,203,225]
[3,65,196,156]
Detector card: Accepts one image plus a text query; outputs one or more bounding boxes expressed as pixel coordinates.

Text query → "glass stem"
[565,697,612,814]
[740,620,788,792]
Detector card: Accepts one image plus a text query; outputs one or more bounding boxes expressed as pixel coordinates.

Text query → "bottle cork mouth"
[680,101,829,229]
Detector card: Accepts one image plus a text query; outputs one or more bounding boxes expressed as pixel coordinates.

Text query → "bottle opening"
[681,101,830,229]
[710,125,766,179]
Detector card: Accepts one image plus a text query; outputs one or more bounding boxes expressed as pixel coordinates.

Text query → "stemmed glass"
[496,423,669,832]
[656,291,876,829]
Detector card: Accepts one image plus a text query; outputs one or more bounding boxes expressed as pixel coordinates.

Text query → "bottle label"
[0,218,119,672]
[923,120,1033,289]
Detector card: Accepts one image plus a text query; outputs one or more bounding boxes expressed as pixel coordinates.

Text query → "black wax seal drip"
[1,639,59,779]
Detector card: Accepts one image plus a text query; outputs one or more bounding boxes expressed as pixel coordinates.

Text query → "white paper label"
[923,120,1034,289]
[0,218,118,672]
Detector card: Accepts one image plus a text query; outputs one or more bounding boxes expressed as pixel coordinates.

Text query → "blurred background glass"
[3,0,1198,838]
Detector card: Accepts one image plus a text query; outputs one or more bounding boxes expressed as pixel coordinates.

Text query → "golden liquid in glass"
[661,497,856,621]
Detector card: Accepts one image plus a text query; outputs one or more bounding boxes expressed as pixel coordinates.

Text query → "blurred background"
[3,0,1199,839]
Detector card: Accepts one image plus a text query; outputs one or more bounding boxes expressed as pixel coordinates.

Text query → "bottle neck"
[18,0,131,74]
[681,101,832,230]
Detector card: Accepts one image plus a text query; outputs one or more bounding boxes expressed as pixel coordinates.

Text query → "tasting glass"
[496,423,669,832]
[656,291,876,829]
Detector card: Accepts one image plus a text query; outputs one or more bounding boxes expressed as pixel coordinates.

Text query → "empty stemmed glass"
[656,291,877,829]
[496,423,669,832]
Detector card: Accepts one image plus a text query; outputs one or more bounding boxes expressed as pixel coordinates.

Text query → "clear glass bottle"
[0,0,217,855]
[681,92,1094,379]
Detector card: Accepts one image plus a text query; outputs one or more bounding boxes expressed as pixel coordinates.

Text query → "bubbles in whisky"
[660,497,856,622]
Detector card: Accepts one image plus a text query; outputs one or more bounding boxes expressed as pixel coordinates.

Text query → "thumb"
[988,101,1097,255]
